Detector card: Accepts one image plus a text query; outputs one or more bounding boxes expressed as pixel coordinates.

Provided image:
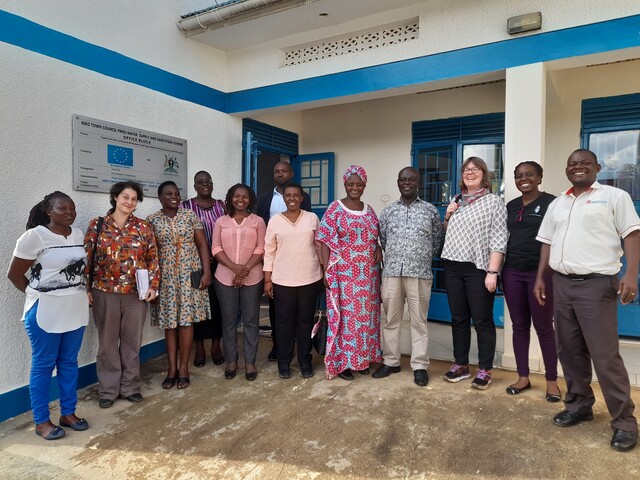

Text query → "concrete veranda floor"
[1,334,640,480]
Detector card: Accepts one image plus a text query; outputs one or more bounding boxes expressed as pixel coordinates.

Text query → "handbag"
[312,291,328,355]
[190,269,203,289]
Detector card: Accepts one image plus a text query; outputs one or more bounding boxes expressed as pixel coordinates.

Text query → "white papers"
[135,269,149,300]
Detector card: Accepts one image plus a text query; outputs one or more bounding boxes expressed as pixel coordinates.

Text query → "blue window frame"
[292,153,335,218]
[581,93,640,337]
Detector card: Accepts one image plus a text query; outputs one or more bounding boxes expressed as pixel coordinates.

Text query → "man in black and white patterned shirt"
[373,167,443,386]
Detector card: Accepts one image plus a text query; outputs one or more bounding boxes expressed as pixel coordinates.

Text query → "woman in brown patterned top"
[440,157,508,390]
[84,181,160,409]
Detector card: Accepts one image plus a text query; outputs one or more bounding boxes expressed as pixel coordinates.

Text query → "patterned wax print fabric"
[316,200,382,377]
[147,209,210,329]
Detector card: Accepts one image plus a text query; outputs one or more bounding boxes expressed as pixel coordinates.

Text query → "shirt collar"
[395,196,422,207]
[564,180,601,197]
[273,186,283,197]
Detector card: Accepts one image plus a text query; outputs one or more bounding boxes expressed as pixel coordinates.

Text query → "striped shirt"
[181,198,225,248]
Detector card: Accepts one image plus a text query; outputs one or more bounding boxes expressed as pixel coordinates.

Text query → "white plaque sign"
[72,115,187,198]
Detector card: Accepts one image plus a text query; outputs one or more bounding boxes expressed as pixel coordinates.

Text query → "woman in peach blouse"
[212,184,266,381]
[263,183,323,380]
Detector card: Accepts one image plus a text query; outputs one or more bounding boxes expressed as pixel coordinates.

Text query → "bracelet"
[486,270,499,275]
[444,216,450,222]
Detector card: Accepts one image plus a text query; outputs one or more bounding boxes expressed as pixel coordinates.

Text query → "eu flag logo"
[107,145,133,167]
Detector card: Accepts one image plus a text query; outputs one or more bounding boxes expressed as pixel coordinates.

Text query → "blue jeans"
[24,301,85,425]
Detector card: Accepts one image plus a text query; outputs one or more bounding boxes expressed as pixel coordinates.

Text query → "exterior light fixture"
[507,12,542,35]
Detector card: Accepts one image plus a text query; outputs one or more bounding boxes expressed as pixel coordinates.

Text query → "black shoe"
[122,393,143,403]
[278,367,291,379]
[300,366,314,378]
[611,429,638,452]
[194,357,206,368]
[413,369,429,387]
[506,381,531,395]
[553,410,594,427]
[338,369,354,381]
[245,371,257,381]
[98,398,114,409]
[372,364,401,379]
[357,368,370,375]
[268,347,277,362]
[224,369,237,379]
[59,417,89,431]
[546,391,562,403]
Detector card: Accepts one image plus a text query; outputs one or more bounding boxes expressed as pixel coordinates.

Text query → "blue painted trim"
[2,10,640,115]
[0,339,165,423]
[226,14,640,113]
[0,10,226,112]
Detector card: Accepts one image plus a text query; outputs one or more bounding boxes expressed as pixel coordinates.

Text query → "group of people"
[7,149,639,452]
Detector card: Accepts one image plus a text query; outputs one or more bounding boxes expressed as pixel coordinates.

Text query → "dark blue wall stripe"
[0,10,226,112]
[2,10,639,115]
[0,339,165,423]
[226,14,640,113]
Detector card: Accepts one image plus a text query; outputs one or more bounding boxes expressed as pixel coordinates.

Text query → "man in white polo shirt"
[534,148,640,452]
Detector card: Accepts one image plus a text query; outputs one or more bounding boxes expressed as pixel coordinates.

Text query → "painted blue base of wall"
[0,339,165,424]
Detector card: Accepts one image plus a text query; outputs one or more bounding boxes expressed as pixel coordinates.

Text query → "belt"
[556,272,612,281]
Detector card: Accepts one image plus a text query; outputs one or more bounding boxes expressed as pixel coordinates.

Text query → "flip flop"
[162,376,177,389]
[177,377,190,389]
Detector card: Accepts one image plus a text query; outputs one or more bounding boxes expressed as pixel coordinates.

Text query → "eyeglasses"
[463,167,481,174]
[196,179,213,186]
[516,203,525,222]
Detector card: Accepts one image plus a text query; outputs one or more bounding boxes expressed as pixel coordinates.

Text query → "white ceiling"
[183,0,424,51]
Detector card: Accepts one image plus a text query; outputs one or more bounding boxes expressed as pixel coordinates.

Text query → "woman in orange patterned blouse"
[84,181,160,409]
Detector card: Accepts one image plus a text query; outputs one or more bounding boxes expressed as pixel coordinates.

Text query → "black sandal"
[176,377,190,389]
[506,381,531,395]
[546,391,562,403]
[162,376,177,389]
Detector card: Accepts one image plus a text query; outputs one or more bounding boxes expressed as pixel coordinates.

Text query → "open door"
[292,153,335,218]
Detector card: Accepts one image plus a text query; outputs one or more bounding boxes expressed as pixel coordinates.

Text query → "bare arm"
[7,257,33,293]
[484,251,504,292]
[534,243,552,306]
[194,228,211,289]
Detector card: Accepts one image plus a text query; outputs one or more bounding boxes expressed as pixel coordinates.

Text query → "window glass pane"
[321,160,328,204]
[301,162,310,177]
[311,160,320,177]
[589,130,640,201]
[463,144,505,198]
[416,147,454,206]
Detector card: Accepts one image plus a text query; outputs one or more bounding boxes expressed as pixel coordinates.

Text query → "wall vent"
[283,18,418,66]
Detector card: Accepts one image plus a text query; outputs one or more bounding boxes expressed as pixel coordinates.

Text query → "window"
[582,93,640,205]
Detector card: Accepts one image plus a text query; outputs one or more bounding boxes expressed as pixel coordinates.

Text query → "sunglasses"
[196,179,213,186]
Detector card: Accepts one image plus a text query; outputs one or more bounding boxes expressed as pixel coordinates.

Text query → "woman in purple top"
[181,171,226,367]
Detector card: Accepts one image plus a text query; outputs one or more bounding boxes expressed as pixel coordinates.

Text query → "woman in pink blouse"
[263,183,323,379]
[212,184,266,381]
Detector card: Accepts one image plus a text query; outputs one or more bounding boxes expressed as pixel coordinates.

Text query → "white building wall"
[227,0,640,91]
[0,0,227,90]
[0,3,242,396]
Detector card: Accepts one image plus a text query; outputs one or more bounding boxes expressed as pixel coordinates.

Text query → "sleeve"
[142,221,161,290]
[253,215,266,255]
[83,217,99,283]
[536,198,559,245]
[211,217,224,256]
[316,201,339,251]
[263,219,277,272]
[431,208,444,256]
[13,228,43,260]
[488,197,508,253]
[189,209,204,231]
[378,207,388,250]
[614,190,640,238]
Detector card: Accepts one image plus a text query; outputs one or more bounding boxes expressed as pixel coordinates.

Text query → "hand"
[264,281,274,299]
[199,272,212,290]
[233,264,250,278]
[373,246,383,264]
[533,278,546,306]
[87,291,93,307]
[618,272,638,305]
[144,288,157,302]
[445,199,460,220]
[232,274,245,288]
[485,273,497,293]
